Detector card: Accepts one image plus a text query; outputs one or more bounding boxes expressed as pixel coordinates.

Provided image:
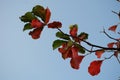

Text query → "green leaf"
[69,24,78,29]
[52,39,67,50]
[20,12,36,22]
[56,32,70,40]
[78,32,88,40]
[75,43,85,54]
[67,40,73,47]
[23,23,32,31]
[32,5,45,22]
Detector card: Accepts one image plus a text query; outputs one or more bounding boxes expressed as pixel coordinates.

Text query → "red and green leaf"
[70,46,84,69]
[74,43,85,54]
[52,39,67,50]
[58,42,72,59]
[69,24,78,37]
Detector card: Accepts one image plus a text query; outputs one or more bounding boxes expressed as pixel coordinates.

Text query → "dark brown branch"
[82,40,120,51]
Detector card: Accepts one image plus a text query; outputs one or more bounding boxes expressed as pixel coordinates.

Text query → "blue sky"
[0,0,120,80]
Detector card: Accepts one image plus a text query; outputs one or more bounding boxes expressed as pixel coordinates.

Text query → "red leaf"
[70,47,84,69]
[107,42,115,48]
[70,56,84,69]
[88,60,103,76]
[95,50,105,58]
[108,25,117,32]
[71,46,79,58]
[29,27,43,39]
[48,21,62,28]
[31,19,44,28]
[58,43,72,59]
[45,7,51,24]
[69,25,78,37]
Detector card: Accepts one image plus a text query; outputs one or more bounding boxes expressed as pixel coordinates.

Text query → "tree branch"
[56,28,120,52]
[103,28,119,41]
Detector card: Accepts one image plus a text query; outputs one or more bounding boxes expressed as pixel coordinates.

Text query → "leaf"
[107,42,115,48]
[74,43,85,54]
[52,39,67,50]
[32,5,45,22]
[29,27,43,39]
[95,50,105,58]
[56,32,70,40]
[30,19,44,28]
[58,43,72,59]
[78,32,88,40]
[45,7,51,23]
[88,60,103,76]
[20,12,36,22]
[70,46,84,69]
[48,21,62,28]
[70,55,84,69]
[69,24,78,37]
[23,23,32,31]
[67,40,73,47]
[108,25,117,32]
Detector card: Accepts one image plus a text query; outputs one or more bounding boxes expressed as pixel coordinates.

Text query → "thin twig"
[112,10,120,19]
[103,28,119,41]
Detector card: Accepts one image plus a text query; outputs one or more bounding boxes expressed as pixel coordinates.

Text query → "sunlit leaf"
[56,32,70,40]
[23,23,32,31]
[95,50,105,58]
[108,25,117,32]
[69,24,78,37]
[52,39,67,50]
[20,12,36,22]
[88,60,103,76]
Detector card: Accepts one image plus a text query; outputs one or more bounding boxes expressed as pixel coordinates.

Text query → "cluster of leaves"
[20,5,62,39]
[20,4,120,76]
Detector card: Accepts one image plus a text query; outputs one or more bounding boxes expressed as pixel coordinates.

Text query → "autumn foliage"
[20,3,120,76]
